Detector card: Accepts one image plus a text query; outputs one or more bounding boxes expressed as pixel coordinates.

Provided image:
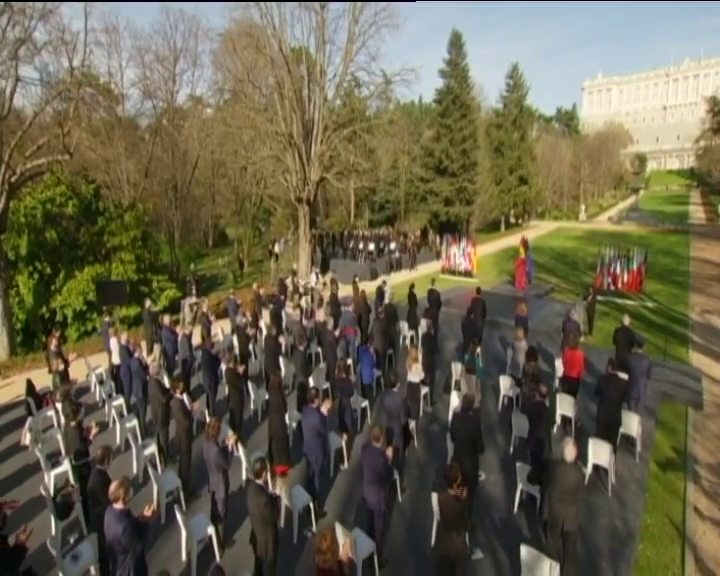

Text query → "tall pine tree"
[488,62,538,227]
[419,29,480,234]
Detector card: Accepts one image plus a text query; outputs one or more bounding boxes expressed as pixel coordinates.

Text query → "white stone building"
[580,57,720,170]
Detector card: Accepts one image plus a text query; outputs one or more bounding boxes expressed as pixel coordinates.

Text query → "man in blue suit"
[104,476,156,576]
[130,343,149,438]
[119,333,133,406]
[200,339,221,417]
[160,315,179,377]
[626,338,652,415]
[361,425,394,566]
[301,388,331,508]
[381,373,410,474]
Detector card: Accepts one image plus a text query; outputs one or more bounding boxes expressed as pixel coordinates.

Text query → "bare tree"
[0,2,89,359]
[225,2,402,277]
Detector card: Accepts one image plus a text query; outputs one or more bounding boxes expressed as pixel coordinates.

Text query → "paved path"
[685,188,720,575]
[0,191,641,404]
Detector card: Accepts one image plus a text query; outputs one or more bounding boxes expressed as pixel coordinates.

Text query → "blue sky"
[109,1,720,113]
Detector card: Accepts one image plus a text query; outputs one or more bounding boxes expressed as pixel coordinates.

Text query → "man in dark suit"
[200,340,221,417]
[374,280,386,315]
[584,285,597,338]
[148,361,172,465]
[119,334,133,405]
[247,457,280,575]
[468,286,487,345]
[427,278,442,340]
[595,358,630,445]
[320,320,338,391]
[130,344,149,438]
[199,300,213,345]
[203,418,235,552]
[301,388,331,506]
[87,445,113,576]
[421,319,436,406]
[142,299,159,356]
[160,315,178,377]
[371,308,387,373]
[561,310,581,350]
[170,381,194,498]
[263,324,282,384]
[383,295,399,363]
[226,293,239,335]
[626,339,651,414]
[541,438,584,576]
[252,284,263,328]
[526,384,551,480]
[329,284,341,330]
[269,295,284,336]
[381,374,409,473]
[449,393,485,507]
[178,324,194,391]
[612,314,636,371]
[104,477,156,576]
[361,425,394,566]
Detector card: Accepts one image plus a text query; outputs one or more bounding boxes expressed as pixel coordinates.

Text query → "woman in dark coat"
[267,373,292,478]
[335,363,356,452]
[407,283,419,333]
[224,354,246,440]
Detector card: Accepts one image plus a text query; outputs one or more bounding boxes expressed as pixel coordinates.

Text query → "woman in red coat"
[560,332,585,398]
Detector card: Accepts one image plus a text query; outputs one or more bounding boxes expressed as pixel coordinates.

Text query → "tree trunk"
[296,201,312,278]
[0,230,16,361]
[349,175,355,224]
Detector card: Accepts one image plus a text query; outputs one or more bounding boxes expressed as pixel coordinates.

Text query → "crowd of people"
[7,268,655,576]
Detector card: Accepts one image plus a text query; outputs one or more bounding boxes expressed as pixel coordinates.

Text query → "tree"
[221,2,402,277]
[418,29,480,233]
[488,62,537,228]
[695,95,720,188]
[0,3,90,360]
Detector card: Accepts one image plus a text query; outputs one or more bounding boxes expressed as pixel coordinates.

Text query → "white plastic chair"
[498,375,521,412]
[99,382,115,421]
[118,413,142,449]
[109,395,128,428]
[307,341,323,368]
[554,392,577,437]
[36,449,75,493]
[520,542,561,576]
[399,321,411,348]
[247,380,268,421]
[310,364,332,400]
[174,505,221,576]
[446,432,454,464]
[448,389,461,424]
[329,432,348,473]
[220,421,250,481]
[128,436,161,480]
[408,419,418,447]
[505,347,513,376]
[385,348,395,371]
[148,465,186,524]
[280,355,295,390]
[585,437,616,496]
[510,412,529,454]
[618,409,642,462]
[393,469,402,502]
[373,369,384,392]
[514,462,541,514]
[450,362,464,390]
[335,521,379,576]
[90,367,108,403]
[26,397,59,430]
[430,491,441,546]
[285,409,301,446]
[47,532,99,576]
[420,384,431,414]
[554,357,564,390]
[40,427,67,458]
[280,484,317,543]
[351,393,371,430]
[41,482,87,538]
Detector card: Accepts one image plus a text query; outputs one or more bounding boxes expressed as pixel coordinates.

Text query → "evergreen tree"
[418,29,480,233]
[488,62,538,226]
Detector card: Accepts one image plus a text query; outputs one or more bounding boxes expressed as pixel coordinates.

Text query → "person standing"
[407,283,419,342]
[63,404,99,527]
[612,314,636,372]
[427,279,442,341]
[514,300,529,338]
[203,417,235,553]
[435,463,470,576]
[469,287,487,344]
[421,319,437,407]
[302,388,331,507]
[170,380,194,498]
[178,324,195,392]
[130,343,149,438]
[449,393,485,508]
[87,445,113,576]
[626,339,652,415]
[267,374,292,480]
[381,373,410,474]
[560,333,585,399]
[584,286,597,338]
[160,315,178,377]
[594,358,629,445]
[541,438,584,576]
[104,477,156,576]
[247,458,281,576]
[148,359,172,466]
[119,332,133,405]
[560,310,581,351]
[224,353,246,440]
[361,425,394,568]
[142,299,159,357]
[200,340,221,417]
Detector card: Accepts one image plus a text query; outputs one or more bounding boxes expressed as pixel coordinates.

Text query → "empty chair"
[335,521,379,576]
[385,348,395,371]
[247,380,269,421]
[498,375,521,412]
[520,542,561,576]
[585,437,616,496]
[26,396,59,430]
[174,505,221,576]
[36,448,75,493]
[128,436,161,481]
[447,390,461,424]
[280,484,317,544]
[307,341,323,367]
[510,412,529,454]
[617,409,642,462]
[148,464,186,524]
[430,491,440,545]
[399,321,414,348]
[117,413,142,449]
[109,395,128,428]
[90,367,108,403]
[420,384,431,415]
[41,482,87,538]
[310,364,332,400]
[285,409,301,446]
[351,393,371,430]
[450,362,464,390]
[445,432,453,465]
[554,393,577,437]
[408,419,418,447]
[47,532,99,576]
[393,469,402,502]
[329,432,348,473]
[514,462,541,514]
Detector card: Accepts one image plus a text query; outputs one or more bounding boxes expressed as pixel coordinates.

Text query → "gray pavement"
[0,284,700,575]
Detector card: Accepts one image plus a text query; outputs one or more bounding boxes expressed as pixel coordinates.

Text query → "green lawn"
[638,188,690,225]
[647,169,694,189]
[389,227,690,574]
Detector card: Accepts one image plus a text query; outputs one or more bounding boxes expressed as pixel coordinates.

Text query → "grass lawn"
[638,188,690,225]
[388,227,690,574]
[647,169,694,189]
